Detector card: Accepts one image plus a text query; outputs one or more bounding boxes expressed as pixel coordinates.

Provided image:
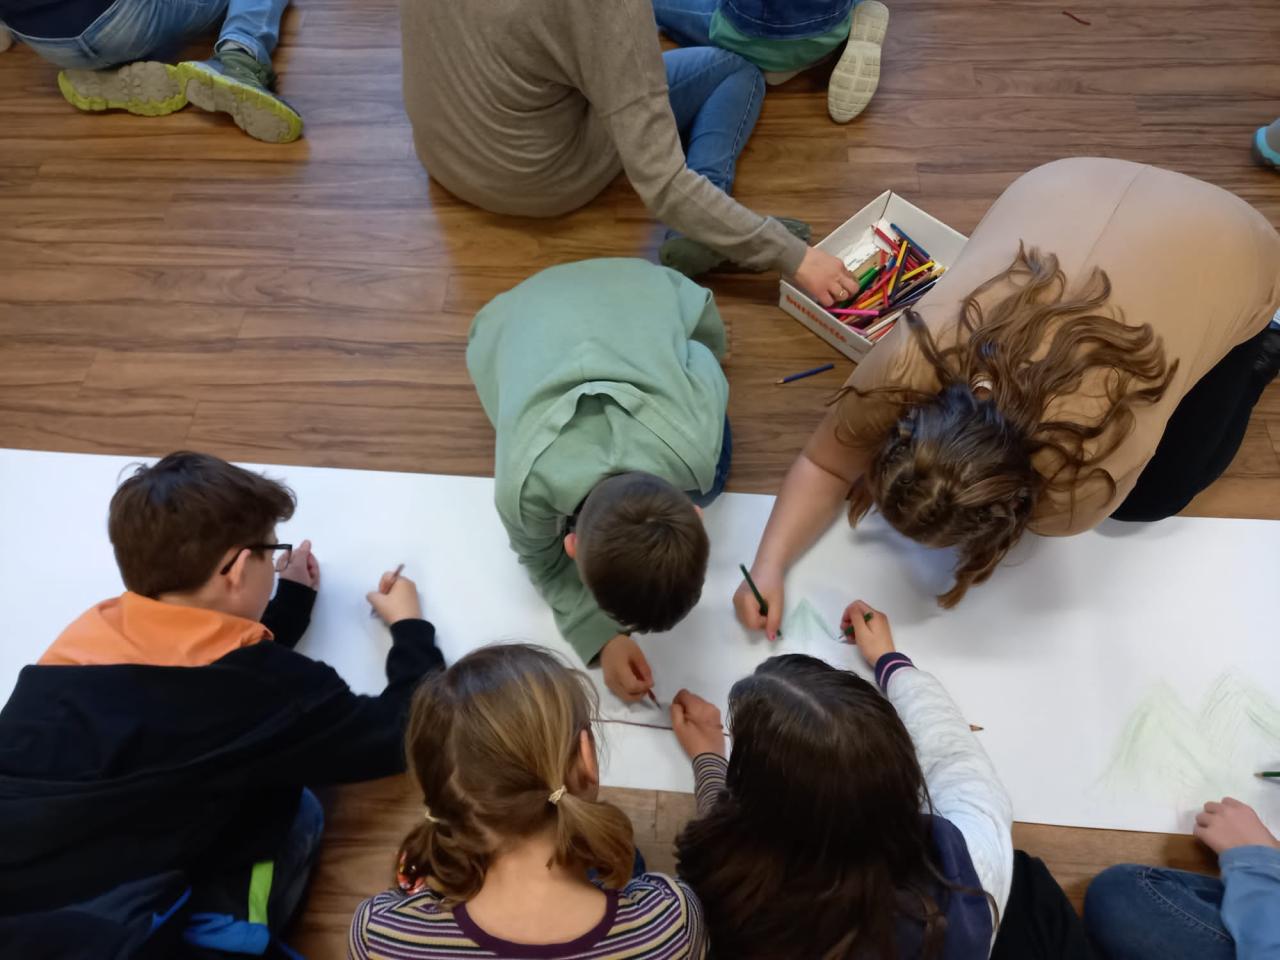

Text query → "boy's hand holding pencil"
[367,565,422,625]
[600,634,656,704]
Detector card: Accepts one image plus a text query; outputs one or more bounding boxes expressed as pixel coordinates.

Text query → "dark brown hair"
[575,472,709,634]
[676,655,993,960]
[398,644,636,900]
[108,451,296,597]
[840,246,1175,606]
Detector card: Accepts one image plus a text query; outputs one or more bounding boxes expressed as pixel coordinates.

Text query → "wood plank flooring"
[1,0,1277,955]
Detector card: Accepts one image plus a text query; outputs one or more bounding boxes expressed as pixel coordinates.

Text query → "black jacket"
[0,580,443,917]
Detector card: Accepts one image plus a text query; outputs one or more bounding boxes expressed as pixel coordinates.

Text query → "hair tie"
[971,375,994,394]
[548,786,567,805]
[423,806,440,824]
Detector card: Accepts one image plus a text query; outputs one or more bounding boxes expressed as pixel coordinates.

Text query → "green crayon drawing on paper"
[782,598,841,644]
[1102,674,1280,817]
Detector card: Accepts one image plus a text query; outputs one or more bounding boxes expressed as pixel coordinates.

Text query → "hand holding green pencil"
[840,600,894,666]
[736,564,784,641]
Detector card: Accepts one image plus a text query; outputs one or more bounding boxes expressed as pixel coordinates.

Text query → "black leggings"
[1111,324,1278,522]
[990,851,1097,960]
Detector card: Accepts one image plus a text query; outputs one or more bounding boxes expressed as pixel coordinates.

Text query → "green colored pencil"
[739,564,767,616]
[841,611,875,636]
[1257,771,1280,779]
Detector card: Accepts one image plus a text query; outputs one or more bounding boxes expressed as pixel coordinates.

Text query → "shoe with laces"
[179,48,302,143]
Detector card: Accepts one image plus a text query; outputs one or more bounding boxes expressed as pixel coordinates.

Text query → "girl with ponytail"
[349,643,707,959]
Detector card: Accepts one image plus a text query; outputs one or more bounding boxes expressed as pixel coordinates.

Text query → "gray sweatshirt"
[399,0,808,274]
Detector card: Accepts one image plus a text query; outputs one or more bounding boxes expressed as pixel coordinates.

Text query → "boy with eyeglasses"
[0,451,444,959]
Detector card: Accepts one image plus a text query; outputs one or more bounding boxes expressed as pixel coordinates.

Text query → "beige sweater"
[807,158,1280,535]
[399,0,807,274]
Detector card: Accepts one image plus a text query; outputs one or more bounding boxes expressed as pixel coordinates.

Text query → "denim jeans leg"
[1084,864,1235,960]
[216,0,289,64]
[663,46,764,202]
[15,0,226,69]
[690,416,732,508]
[652,0,717,46]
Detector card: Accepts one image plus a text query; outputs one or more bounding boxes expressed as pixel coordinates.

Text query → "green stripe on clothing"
[708,9,851,73]
[248,859,275,926]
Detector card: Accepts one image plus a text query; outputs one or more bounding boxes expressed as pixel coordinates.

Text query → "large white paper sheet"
[1,448,1277,836]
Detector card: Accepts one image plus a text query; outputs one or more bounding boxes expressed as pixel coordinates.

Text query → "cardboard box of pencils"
[778,191,969,361]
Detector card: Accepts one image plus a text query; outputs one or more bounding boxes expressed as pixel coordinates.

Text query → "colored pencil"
[886,240,909,297]
[776,362,835,384]
[969,725,984,733]
[369,562,406,617]
[739,564,768,615]
[890,275,942,308]
[831,308,880,318]
[899,260,935,284]
[890,222,932,262]
[1257,771,1280,779]
[840,611,876,636]
[595,716,733,738]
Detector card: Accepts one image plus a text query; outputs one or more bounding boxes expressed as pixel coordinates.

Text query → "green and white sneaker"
[828,0,889,124]
[179,48,302,144]
[57,61,187,117]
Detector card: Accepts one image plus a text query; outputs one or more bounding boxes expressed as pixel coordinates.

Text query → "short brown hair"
[399,644,636,898]
[575,472,708,634]
[108,451,296,597]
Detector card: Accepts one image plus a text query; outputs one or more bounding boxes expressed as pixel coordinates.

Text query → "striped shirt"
[349,874,707,959]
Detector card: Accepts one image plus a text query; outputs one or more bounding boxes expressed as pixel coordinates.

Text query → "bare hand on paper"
[733,564,784,641]
[842,599,895,666]
[671,689,726,760]
[792,247,860,308]
[367,572,422,625]
[1194,797,1279,854]
[277,539,320,589]
[600,634,654,703]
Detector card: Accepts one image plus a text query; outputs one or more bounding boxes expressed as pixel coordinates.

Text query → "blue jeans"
[689,416,732,508]
[9,0,286,70]
[1084,864,1234,960]
[655,0,853,43]
[662,45,764,234]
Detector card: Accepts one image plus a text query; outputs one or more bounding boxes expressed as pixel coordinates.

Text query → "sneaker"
[1252,126,1280,171]
[828,0,889,124]
[57,61,187,117]
[179,49,302,144]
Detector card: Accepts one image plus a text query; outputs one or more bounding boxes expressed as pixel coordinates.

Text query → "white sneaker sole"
[828,0,889,123]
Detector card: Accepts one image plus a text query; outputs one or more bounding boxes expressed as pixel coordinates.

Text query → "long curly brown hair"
[839,245,1176,607]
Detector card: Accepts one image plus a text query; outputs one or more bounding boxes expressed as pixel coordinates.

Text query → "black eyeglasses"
[219,543,293,576]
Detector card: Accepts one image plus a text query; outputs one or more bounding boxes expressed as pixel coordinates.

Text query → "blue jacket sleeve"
[1219,845,1280,960]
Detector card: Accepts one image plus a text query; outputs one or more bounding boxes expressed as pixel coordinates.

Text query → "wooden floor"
[2,0,1278,954]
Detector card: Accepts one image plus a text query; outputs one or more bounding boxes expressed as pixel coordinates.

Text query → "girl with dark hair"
[734,157,1280,630]
[671,600,1013,959]
[350,643,707,959]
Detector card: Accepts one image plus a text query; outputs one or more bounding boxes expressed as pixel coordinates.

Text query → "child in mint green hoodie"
[466,259,730,704]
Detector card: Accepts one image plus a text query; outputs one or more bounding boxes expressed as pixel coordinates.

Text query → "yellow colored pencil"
[887,240,909,297]
[900,260,935,283]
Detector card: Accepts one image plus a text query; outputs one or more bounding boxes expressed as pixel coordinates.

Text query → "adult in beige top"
[399,0,857,304]
[736,158,1280,634]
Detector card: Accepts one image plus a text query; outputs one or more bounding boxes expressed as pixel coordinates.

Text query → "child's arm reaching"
[671,689,729,815]
[843,601,1015,920]
[261,540,321,648]
[1195,797,1280,958]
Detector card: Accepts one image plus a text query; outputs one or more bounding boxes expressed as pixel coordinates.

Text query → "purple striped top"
[349,873,707,959]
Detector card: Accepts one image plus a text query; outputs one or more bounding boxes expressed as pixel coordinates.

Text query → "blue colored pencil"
[889,222,931,263]
[776,362,835,384]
